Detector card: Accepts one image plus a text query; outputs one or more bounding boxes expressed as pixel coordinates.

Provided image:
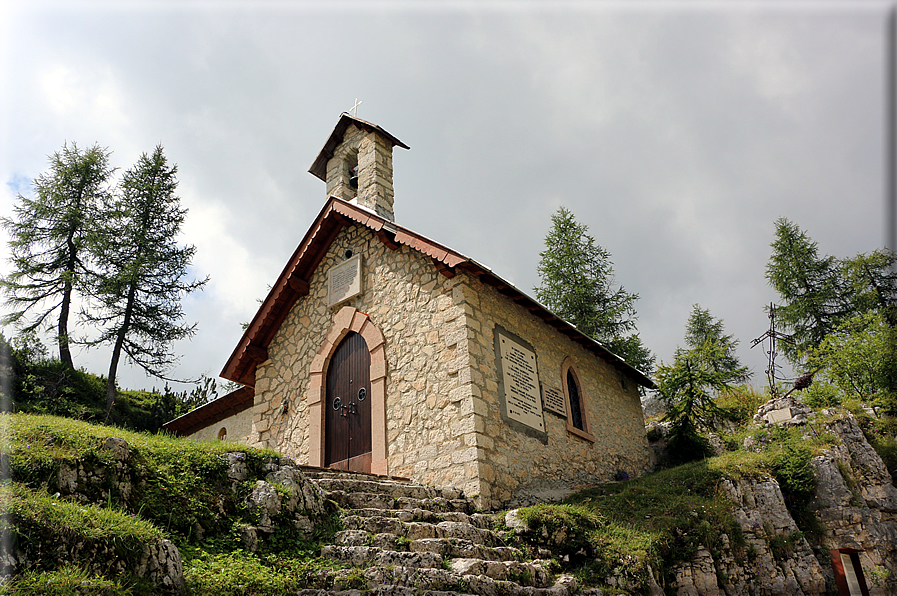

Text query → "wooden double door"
[324,331,372,472]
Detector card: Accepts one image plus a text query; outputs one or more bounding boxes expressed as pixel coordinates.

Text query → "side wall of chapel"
[189,409,254,444]
[246,223,483,498]
[453,277,651,508]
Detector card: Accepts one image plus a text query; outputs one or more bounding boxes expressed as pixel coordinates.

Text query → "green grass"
[1,481,164,546]
[512,420,841,591]
[0,482,165,595]
[1,564,152,595]
[513,460,743,590]
[0,412,345,595]
[3,413,285,538]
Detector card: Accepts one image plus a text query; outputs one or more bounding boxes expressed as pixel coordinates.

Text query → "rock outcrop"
[670,402,897,596]
[2,439,327,594]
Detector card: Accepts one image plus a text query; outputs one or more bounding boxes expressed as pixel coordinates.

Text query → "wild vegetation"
[1,413,344,595]
[0,331,215,431]
[509,384,846,593]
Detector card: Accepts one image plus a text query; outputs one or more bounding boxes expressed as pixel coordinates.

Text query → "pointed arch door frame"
[308,306,388,475]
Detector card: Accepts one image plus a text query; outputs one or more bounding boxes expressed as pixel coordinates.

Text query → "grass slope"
[0,409,849,595]
[1,413,343,595]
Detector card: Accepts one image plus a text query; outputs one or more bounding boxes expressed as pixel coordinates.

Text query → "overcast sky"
[0,0,892,398]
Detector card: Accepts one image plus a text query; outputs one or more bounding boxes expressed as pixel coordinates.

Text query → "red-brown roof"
[219,196,655,389]
[162,386,255,436]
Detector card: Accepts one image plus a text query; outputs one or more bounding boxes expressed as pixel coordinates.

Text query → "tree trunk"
[105,279,138,416]
[58,221,79,369]
[58,285,74,368]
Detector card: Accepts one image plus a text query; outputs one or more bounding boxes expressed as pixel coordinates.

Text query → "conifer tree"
[82,146,207,414]
[656,309,749,464]
[656,342,735,464]
[765,218,848,362]
[535,207,654,374]
[1,143,113,367]
[684,304,751,384]
[766,218,897,363]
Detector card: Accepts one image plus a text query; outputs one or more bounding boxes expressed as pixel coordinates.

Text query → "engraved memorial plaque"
[543,385,566,417]
[498,331,545,432]
[328,254,363,306]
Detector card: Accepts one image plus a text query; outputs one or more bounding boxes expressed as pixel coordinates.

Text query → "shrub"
[773,439,817,505]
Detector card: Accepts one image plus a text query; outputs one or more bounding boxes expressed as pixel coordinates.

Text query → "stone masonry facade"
[458,277,650,507]
[244,220,649,510]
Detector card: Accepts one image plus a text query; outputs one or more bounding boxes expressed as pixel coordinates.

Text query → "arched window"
[567,370,584,431]
[217,427,227,441]
[562,360,595,442]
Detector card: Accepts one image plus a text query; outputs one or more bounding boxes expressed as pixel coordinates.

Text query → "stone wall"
[245,221,649,508]
[247,222,480,496]
[189,408,254,444]
[455,278,650,509]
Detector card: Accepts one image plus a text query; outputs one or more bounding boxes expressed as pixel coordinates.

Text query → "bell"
[349,165,359,190]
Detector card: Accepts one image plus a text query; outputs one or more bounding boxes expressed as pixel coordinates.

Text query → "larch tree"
[766,218,897,363]
[684,304,751,385]
[765,218,849,362]
[655,309,749,465]
[1,143,113,367]
[534,207,654,375]
[82,146,207,414]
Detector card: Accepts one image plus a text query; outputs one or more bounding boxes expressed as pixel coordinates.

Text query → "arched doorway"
[308,306,388,476]
[325,331,372,471]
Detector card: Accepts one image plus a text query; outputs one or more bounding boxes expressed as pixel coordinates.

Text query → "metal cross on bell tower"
[349,98,362,117]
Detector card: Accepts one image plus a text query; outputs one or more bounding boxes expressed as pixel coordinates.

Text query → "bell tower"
[309,114,409,222]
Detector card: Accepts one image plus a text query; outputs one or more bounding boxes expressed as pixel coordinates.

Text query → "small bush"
[715,386,766,426]
[802,381,842,409]
[773,439,817,505]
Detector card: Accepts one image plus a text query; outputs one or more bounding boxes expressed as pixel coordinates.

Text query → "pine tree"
[1,143,113,367]
[82,146,207,414]
[534,207,654,374]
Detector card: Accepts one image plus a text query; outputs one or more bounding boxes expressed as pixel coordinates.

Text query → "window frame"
[561,359,596,442]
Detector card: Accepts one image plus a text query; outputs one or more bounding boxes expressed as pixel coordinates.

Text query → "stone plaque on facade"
[328,254,363,307]
[498,332,545,432]
[543,385,566,417]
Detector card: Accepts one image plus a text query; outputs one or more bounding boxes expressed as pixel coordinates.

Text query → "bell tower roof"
[308,113,409,182]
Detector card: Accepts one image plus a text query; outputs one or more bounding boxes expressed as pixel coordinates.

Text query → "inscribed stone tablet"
[764,408,792,425]
[543,386,566,417]
[498,332,544,432]
[328,254,363,306]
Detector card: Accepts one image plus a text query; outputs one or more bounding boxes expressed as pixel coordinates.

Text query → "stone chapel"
[164,113,654,508]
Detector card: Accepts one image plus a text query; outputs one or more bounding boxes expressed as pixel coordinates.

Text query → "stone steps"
[346,507,493,529]
[308,470,587,596]
[341,516,497,545]
[334,530,522,562]
[326,490,474,514]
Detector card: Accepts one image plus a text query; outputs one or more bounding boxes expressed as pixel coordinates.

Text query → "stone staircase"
[301,469,594,596]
